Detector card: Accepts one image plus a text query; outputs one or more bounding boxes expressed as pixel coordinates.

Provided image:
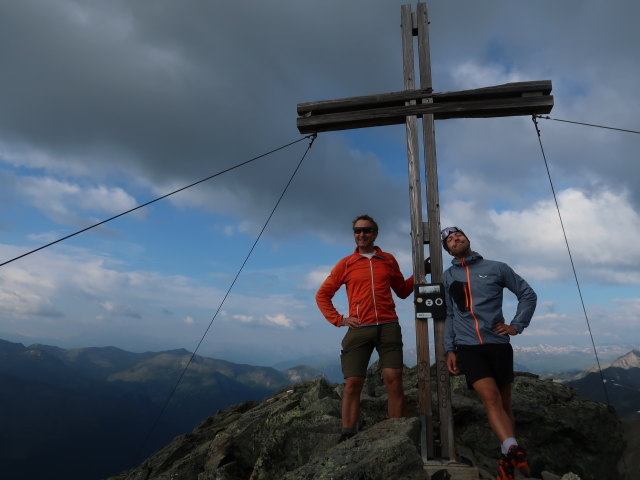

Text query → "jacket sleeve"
[315,260,346,327]
[389,255,414,299]
[443,273,456,352]
[501,263,537,334]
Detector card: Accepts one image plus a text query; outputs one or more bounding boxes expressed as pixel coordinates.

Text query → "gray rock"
[560,474,582,480]
[423,368,623,480]
[109,363,624,480]
[281,417,425,480]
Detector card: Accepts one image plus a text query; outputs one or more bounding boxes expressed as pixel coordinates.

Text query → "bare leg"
[472,377,514,442]
[499,383,515,433]
[342,376,365,428]
[382,367,405,418]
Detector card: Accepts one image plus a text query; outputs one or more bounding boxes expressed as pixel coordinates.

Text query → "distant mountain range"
[512,343,633,373]
[0,338,324,480]
[2,337,637,479]
[560,350,640,419]
[283,343,633,381]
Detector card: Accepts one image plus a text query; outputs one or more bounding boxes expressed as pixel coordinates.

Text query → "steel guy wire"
[132,133,317,463]
[531,115,611,405]
[535,115,640,135]
[0,134,315,268]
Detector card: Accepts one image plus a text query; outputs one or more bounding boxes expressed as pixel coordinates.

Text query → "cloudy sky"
[1,0,638,366]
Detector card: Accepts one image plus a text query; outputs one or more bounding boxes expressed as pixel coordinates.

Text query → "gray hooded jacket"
[443,251,537,352]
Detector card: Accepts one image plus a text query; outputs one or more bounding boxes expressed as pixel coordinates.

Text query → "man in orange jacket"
[316,214,414,442]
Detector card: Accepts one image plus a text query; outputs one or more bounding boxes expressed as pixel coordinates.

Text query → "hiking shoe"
[496,453,514,480]
[337,431,355,443]
[507,445,530,477]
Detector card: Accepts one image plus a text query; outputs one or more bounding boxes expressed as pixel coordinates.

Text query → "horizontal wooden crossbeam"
[297,80,553,133]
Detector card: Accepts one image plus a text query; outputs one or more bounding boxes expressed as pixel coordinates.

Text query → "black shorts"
[340,322,403,378]
[455,343,514,390]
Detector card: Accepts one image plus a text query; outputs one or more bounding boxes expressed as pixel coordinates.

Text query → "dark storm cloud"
[0,0,402,167]
[426,1,640,209]
[1,0,638,236]
[0,0,411,229]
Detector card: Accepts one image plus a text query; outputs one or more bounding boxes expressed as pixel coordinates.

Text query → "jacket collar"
[451,251,483,266]
[351,245,384,259]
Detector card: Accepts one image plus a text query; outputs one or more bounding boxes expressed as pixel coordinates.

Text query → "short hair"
[352,214,378,231]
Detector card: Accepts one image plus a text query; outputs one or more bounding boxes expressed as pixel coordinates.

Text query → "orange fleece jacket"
[316,246,414,327]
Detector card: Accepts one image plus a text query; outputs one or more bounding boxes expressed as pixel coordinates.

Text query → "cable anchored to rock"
[531,115,611,406]
[132,133,317,464]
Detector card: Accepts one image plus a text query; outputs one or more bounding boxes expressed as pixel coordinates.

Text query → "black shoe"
[338,431,355,443]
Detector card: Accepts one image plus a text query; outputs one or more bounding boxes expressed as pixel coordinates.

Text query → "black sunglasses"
[353,227,376,234]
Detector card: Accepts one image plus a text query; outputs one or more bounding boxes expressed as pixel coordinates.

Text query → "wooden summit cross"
[297,2,552,466]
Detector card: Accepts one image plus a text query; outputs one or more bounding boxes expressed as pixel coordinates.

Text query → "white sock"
[501,437,517,455]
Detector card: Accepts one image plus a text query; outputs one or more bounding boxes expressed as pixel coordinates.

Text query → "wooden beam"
[297,88,433,116]
[413,1,436,461]
[416,1,456,461]
[297,80,551,116]
[297,94,553,133]
[401,2,433,462]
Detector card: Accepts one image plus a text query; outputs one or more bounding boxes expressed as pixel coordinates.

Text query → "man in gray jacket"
[441,227,536,480]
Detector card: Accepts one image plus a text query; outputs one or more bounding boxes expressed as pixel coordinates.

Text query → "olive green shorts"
[340,322,404,378]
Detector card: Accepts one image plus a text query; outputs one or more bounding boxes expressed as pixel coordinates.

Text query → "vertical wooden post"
[401,4,434,461]
[415,2,456,460]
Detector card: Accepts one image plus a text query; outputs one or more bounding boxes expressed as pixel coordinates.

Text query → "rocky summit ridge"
[110,363,626,480]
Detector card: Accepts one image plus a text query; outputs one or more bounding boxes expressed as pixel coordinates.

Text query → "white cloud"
[0,244,219,331]
[26,231,66,243]
[264,313,294,329]
[443,186,640,283]
[516,265,559,281]
[230,312,299,329]
[16,176,139,225]
[450,60,524,90]
[302,266,331,291]
[0,264,62,319]
[536,301,557,314]
[0,144,95,176]
[0,241,317,349]
[83,185,138,213]
[99,301,142,319]
[596,298,640,328]
[491,188,640,265]
[590,269,640,285]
